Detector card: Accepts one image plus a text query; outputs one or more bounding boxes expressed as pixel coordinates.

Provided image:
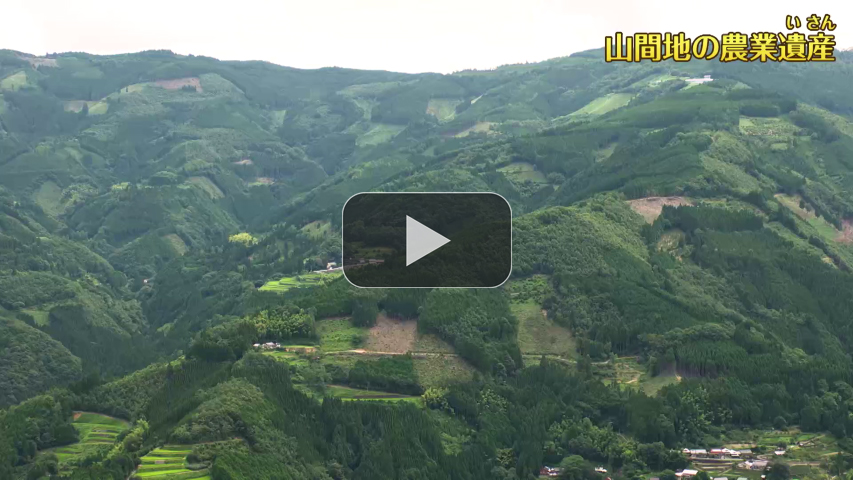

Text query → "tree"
[767,462,791,480]
[559,455,588,480]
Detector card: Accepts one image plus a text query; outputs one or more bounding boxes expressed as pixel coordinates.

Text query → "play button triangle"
[406,215,451,266]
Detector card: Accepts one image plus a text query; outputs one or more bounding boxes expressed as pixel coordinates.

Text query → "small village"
[538,438,834,480]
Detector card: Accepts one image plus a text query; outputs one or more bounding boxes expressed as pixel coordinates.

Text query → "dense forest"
[2,45,853,480]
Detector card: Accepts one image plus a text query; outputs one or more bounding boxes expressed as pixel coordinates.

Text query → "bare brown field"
[155,77,202,92]
[365,315,417,353]
[627,196,692,223]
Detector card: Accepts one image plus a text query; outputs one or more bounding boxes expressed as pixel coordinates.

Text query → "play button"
[406,216,451,266]
[342,192,512,288]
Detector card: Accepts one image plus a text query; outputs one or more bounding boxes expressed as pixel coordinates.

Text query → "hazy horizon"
[3,0,851,74]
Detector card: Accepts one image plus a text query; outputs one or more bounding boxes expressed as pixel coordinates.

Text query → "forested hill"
[4,47,853,480]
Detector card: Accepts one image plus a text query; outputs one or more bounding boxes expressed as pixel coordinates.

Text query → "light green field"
[412,333,455,354]
[135,445,209,479]
[426,99,461,122]
[48,412,129,465]
[595,357,680,394]
[776,194,842,243]
[301,220,332,240]
[259,271,341,292]
[62,100,109,115]
[738,116,799,138]
[498,162,548,184]
[185,176,224,199]
[454,122,494,138]
[88,100,108,115]
[570,93,633,117]
[639,372,681,395]
[356,123,406,147]
[270,109,287,128]
[163,234,188,255]
[33,181,65,216]
[413,356,476,388]
[316,317,367,352]
[21,308,50,326]
[0,71,29,91]
[512,302,575,356]
[263,350,311,367]
[327,385,420,403]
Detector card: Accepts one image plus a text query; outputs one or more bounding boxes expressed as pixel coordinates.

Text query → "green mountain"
[2,47,853,480]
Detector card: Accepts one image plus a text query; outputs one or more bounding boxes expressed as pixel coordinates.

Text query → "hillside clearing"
[316,317,368,352]
[186,176,224,199]
[454,122,495,138]
[426,99,461,122]
[627,196,692,223]
[570,93,633,116]
[513,302,575,356]
[0,71,29,91]
[365,315,417,353]
[356,123,406,146]
[154,77,202,92]
[499,162,548,184]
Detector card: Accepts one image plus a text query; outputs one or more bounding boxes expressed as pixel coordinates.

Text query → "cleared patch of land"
[627,196,692,223]
[412,333,455,354]
[738,116,799,138]
[775,194,815,220]
[0,71,29,91]
[33,181,64,216]
[776,193,848,243]
[21,308,50,326]
[301,220,332,240]
[838,221,853,244]
[250,177,274,186]
[163,234,188,255]
[570,93,633,117]
[365,315,417,354]
[513,302,575,356]
[316,317,368,352]
[357,123,406,147]
[414,356,476,388]
[593,357,680,394]
[19,55,58,68]
[454,122,495,138]
[498,162,548,184]
[426,99,461,122]
[186,176,224,199]
[154,77,202,92]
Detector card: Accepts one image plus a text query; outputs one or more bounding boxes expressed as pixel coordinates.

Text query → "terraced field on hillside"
[51,412,128,464]
[135,445,209,479]
[258,271,341,292]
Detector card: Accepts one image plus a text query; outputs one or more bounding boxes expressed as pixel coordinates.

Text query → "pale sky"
[2,0,851,74]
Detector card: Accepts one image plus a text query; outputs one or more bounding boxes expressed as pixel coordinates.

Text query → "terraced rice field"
[51,412,129,464]
[136,445,210,479]
[259,271,340,292]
